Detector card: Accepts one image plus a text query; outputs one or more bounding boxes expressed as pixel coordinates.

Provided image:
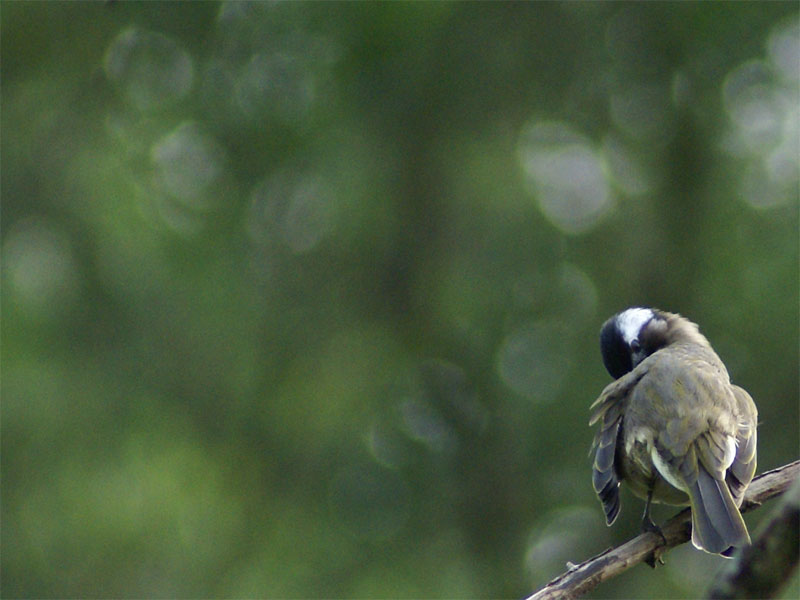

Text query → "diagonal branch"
[525,460,800,600]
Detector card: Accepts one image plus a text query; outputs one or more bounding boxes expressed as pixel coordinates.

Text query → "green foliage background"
[2,2,798,598]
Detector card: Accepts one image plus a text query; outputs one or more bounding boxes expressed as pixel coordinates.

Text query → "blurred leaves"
[2,2,798,599]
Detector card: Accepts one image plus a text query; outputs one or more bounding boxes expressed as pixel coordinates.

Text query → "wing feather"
[726,385,758,506]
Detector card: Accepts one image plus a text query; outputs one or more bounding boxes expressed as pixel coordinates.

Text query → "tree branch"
[524,460,800,600]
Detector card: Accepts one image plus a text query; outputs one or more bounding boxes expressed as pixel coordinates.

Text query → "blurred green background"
[2,1,798,598]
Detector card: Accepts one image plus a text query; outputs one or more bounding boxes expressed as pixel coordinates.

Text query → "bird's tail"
[688,465,750,556]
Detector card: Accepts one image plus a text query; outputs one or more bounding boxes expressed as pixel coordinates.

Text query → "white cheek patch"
[651,448,688,492]
[617,308,654,345]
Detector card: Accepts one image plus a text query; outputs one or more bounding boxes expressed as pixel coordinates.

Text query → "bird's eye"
[630,339,641,353]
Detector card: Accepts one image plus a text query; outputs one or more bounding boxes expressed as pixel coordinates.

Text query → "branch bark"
[524,460,800,600]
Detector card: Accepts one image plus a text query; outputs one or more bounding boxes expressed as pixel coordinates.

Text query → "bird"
[589,307,758,557]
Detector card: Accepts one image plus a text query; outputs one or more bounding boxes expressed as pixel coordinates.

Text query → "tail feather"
[689,465,750,555]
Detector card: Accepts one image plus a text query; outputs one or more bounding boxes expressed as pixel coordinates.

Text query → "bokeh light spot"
[151,122,225,206]
[723,61,784,153]
[366,418,413,470]
[400,396,459,455]
[496,319,572,403]
[419,359,489,434]
[518,121,612,235]
[557,263,599,326]
[211,2,339,126]
[391,359,488,455]
[508,264,598,327]
[721,18,799,209]
[247,170,335,253]
[104,27,194,112]
[524,506,605,586]
[767,18,800,84]
[236,52,314,123]
[2,218,79,319]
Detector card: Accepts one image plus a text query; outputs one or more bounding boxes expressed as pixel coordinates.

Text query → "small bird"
[589,308,758,557]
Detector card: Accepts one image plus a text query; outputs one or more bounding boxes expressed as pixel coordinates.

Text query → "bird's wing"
[726,385,758,507]
[589,364,648,426]
[591,408,622,525]
[589,365,649,525]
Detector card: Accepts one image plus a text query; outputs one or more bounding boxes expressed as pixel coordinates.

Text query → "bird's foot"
[641,517,667,568]
[644,547,666,568]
